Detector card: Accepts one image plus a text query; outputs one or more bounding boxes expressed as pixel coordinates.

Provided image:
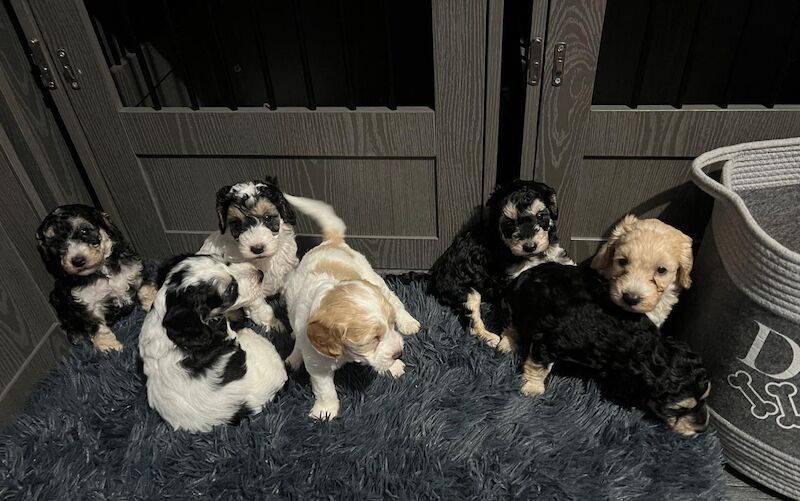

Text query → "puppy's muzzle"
[621,292,641,306]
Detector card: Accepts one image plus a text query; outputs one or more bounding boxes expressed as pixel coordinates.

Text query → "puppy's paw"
[268,316,287,334]
[520,380,546,397]
[483,333,502,349]
[395,311,420,335]
[285,350,303,371]
[92,327,123,353]
[387,359,406,379]
[497,336,518,354]
[247,303,274,328]
[309,401,339,420]
[138,284,157,311]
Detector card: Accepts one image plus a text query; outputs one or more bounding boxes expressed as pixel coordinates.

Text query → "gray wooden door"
[23,0,491,270]
[522,0,800,262]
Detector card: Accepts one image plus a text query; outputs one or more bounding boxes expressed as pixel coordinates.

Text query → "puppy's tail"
[284,194,346,243]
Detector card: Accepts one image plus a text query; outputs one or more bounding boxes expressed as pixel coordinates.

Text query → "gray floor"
[724,467,792,501]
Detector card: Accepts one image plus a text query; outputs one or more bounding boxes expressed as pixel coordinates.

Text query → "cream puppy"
[591,215,694,327]
[282,195,420,420]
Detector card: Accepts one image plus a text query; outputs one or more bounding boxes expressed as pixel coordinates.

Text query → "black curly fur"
[35,204,152,344]
[503,262,711,433]
[428,180,560,315]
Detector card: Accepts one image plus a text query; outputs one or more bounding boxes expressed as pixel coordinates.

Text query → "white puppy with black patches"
[139,254,287,432]
[199,177,299,332]
[281,194,420,420]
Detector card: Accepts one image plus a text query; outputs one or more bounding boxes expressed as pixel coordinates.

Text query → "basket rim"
[692,137,800,265]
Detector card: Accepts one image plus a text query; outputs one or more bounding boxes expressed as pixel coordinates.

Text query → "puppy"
[36,204,156,352]
[591,215,693,328]
[502,262,710,436]
[428,180,572,350]
[139,254,287,432]
[281,195,420,420]
[198,177,298,332]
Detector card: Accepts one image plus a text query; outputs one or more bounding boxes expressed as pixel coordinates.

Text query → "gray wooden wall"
[0,0,91,429]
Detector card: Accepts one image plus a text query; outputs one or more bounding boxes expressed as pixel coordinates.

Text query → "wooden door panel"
[141,156,437,238]
[28,0,488,269]
[570,159,710,239]
[120,107,435,157]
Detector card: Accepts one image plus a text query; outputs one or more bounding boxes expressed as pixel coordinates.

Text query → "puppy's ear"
[591,214,637,275]
[677,234,694,289]
[96,210,124,240]
[163,303,214,351]
[306,317,345,358]
[542,187,559,221]
[274,191,297,226]
[215,185,234,234]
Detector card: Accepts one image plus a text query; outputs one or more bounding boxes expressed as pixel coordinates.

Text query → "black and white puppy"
[502,262,711,436]
[428,180,573,350]
[198,177,298,332]
[36,204,156,352]
[139,254,287,432]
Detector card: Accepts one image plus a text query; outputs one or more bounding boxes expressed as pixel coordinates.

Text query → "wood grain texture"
[586,105,800,157]
[482,0,503,203]
[120,107,434,157]
[26,0,171,257]
[432,0,486,246]
[0,217,58,395]
[0,2,90,210]
[534,0,607,242]
[166,232,440,271]
[141,156,437,237]
[7,0,122,230]
[519,0,552,179]
[571,158,712,240]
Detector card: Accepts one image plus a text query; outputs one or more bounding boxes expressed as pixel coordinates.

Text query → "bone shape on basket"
[727,370,780,420]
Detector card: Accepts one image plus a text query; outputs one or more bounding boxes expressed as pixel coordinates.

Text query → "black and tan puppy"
[36,204,156,351]
[502,262,710,436]
[428,180,573,350]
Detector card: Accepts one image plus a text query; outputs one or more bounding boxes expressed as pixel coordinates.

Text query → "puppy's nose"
[522,243,537,253]
[622,292,641,306]
[71,256,86,268]
[250,245,265,255]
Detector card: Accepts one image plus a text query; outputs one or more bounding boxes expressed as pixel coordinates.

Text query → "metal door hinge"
[28,38,56,90]
[526,37,543,86]
[57,49,80,89]
[552,42,566,86]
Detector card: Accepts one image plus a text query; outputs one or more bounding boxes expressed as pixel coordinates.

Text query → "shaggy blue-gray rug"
[0,279,724,500]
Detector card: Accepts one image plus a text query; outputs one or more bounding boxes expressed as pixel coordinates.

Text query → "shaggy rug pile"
[0,279,724,500]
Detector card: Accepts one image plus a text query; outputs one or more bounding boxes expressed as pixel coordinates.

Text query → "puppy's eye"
[656,266,668,275]
[616,257,629,267]
[79,228,89,236]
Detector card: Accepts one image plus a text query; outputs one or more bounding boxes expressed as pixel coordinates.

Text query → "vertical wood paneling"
[482,0,503,202]
[432,0,486,243]
[534,0,607,242]
[27,0,171,257]
[0,2,90,210]
[519,0,549,180]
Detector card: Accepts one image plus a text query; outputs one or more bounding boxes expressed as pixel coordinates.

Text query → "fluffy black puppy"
[36,204,156,351]
[502,262,710,436]
[428,180,572,350]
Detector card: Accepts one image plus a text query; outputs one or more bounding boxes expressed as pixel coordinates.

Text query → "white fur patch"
[72,261,143,320]
[506,244,575,279]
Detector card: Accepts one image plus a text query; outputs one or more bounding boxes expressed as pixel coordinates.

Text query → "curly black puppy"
[502,262,710,436]
[36,204,156,352]
[428,180,573,350]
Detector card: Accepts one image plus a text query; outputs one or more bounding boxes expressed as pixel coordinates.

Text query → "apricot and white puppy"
[591,215,694,327]
[282,194,420,420]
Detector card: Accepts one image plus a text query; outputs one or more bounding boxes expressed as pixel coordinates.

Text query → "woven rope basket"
[677,138,800,498]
